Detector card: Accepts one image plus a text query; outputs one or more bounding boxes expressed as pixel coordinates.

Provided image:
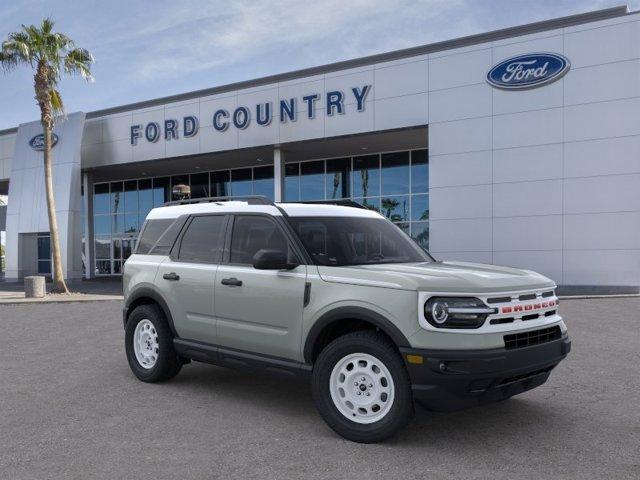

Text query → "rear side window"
[136,219,174,254]
[178,215,227,263]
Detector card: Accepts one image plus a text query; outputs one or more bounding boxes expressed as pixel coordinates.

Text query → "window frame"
[170,213,230,265]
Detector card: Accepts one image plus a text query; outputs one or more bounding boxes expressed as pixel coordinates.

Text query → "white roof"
[145,201,382,220]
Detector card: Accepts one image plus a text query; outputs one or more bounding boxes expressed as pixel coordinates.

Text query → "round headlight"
[424,297,493,329]
[430,300,449,324]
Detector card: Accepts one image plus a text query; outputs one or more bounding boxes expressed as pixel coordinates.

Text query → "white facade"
[0,6,639,291]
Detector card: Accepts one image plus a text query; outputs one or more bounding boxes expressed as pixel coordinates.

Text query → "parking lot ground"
[0,298,639,480]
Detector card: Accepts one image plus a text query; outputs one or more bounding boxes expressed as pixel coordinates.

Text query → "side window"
[136,219,174,254]
[229,216,291,265]
[177,215,227,263]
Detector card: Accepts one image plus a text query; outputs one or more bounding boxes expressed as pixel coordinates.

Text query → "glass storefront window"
[94,215,110,235]
[353,155,380,198]
[190,172,209,199]
[94,183,110,214]
[95,236,110,259]
[411,149,429,193]
[326,158,350,199]
[171,175,190,200]
[253,166,274,199]
[211,170,230,197]
[381,152,410,195]
[90,148,428,275]
[138,179,153,222]
[153,177,170,206]
[300,161,325,200]
[381,196,409,222]
[285,163,300,201]
[411,222,429,250]
[411,194,429,221]
[231,168,252,196]
[111,182,123,214]
[124,180,138,213]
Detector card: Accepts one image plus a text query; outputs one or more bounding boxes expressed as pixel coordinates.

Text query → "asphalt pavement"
[0,298,638,479]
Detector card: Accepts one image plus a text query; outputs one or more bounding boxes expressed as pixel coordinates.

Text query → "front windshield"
[288,216,434,266]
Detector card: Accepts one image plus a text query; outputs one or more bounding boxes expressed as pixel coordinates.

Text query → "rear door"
[156,214,228,344]
[214,214,307,361]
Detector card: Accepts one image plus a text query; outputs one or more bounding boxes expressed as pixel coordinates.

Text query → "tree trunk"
[35,65,68,294]
[43,124,68,293]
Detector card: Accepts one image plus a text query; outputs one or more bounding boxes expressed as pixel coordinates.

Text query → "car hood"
[317,261,555,293]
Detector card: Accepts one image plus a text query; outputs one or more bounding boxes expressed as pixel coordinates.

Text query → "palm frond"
[50,88,64,116]
[64,47,94,81]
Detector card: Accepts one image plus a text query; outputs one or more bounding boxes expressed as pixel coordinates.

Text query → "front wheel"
[312,331,414,443]
[125,304,182,382]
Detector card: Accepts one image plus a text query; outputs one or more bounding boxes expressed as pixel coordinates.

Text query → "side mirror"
[252,249,298,270]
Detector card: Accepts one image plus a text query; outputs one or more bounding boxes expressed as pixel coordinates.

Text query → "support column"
[82,172,94,279]
[273,147,285,202]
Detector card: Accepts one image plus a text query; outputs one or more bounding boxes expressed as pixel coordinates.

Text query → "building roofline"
[0,5,630,136]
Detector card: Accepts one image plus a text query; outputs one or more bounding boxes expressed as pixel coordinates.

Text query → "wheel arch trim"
[303,306,411,363]
[124,286,178,337]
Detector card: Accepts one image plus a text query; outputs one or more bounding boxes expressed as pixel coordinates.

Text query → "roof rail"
[164,195,276,207]
[287,199,367,209]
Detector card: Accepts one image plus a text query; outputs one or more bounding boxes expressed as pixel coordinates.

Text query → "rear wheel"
[125,304,182,382]
[312,331,414,443]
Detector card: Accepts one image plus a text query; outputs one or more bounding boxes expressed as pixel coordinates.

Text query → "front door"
[214,214,307,361]
[155,214,228,345]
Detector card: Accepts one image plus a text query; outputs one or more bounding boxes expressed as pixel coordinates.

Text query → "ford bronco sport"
[123,196,570,443]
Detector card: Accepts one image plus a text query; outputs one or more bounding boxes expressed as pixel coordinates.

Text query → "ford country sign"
[29,133,59,151]
[487,53,570,90]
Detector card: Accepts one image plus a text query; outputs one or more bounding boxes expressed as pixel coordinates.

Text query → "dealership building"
[0,5,639,293]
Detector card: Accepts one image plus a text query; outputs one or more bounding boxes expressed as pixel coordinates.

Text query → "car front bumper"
[400,334,571,412]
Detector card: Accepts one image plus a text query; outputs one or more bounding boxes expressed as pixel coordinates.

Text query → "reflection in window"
[110,182,123,214]
[411,222,429,250]
[253,166,274,199]
[381,196,409,222]
[285,163,300,201]
[94,183,110,214]
[326,158,350,199]
[353,197,380,212]
[211,171,230,197]
[190,172,209,199]
[411,194,429,221]
[94,215,110,235]
[300,161,324,200]
[124,180,138,213]
[381,152,409,195]
[231,168,252,196]
[153,177,170,207]
[411,150,428,193]
[171,175,190,200]
[138,179,153,219]
[353,155,380,198]
[95,260,111,275]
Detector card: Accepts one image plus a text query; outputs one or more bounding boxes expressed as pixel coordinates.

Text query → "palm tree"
[0,19,93,293]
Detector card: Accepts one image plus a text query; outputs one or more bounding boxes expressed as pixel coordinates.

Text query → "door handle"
[221,277,242,287]
[163,272,180,281]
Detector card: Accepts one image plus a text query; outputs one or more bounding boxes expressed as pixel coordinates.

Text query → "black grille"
[504,326,562,350]
[519,293,537,301]
[541,291,554,298]
[487,296,512,304]
[498,366,555,386]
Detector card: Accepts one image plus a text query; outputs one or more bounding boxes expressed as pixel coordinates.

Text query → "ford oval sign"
[487,53,570,90]
[29,133,59,151]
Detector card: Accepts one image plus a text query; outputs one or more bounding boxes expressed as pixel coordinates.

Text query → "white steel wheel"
[329,352,395,424]
[133,319,159,369]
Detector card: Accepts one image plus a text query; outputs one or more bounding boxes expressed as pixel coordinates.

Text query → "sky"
[0,0,638,130]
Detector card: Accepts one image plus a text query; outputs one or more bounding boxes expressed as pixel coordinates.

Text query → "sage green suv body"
[122,197,570,443]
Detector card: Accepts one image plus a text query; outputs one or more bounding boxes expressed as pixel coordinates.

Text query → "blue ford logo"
[29,133,59,151]
[487,53,570,90]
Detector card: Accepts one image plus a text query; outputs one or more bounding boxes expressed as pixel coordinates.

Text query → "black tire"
[312,330,414,443]
[125,304,182,383]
